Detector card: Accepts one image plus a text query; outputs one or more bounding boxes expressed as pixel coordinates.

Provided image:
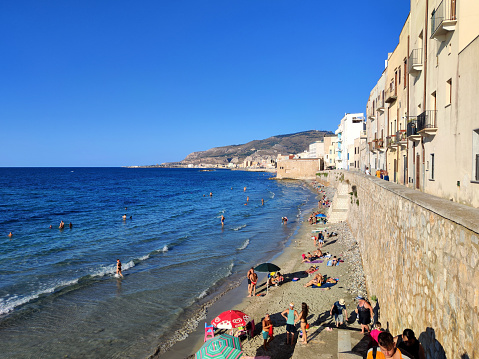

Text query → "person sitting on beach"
[301,252,313,262]
[332,256,338,266]
[305,266,318,275]
[304,274,323,287]
[325,277,337,283]
[270,272,284,286]
[313,249,323,258]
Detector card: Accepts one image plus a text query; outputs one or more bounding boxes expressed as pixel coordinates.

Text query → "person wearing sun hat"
[281,302,299,345]
[330,298,348,327]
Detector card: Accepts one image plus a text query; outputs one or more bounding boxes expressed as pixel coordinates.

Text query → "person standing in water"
[221,215,225,226]
[116,259,124,277]
[261,198,264,205]
[8,232,13,238]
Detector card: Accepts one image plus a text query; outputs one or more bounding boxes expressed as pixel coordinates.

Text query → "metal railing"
[396,130,407,143]
[385,82,397,103]
[431,0,456,36]
[408,48,423,71]
[407,120,418,137]
[417,110,437,132]
[386,136,396,147]
[377,138,384,149]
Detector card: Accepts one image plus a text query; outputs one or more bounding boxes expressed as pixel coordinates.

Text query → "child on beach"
[261,314,274,350]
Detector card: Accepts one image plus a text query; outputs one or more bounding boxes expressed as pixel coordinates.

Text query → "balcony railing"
[386,136,396,148]
[368,142,375,152]
[407,120,419,138]
[385,83,397,103]
[408,48,423,73]
[377,98,385,112]
[376,138,384,149]
[396,130,407,144]
[431,0,457,40]
[417,110,437,134]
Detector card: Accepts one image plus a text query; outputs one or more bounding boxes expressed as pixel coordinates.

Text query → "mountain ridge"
[173,130,334,166]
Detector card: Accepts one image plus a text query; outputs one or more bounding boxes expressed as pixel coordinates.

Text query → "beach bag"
[268,325,273,336]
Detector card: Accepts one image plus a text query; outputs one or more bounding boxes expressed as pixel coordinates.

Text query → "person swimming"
[122,214,127,220]
[8,232,13,238]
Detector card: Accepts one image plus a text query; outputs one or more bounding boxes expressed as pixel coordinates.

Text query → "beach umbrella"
[254,262,280,273]
[211,310,251,329]
[195,334,243,359]
[254,263,281,294]
[315,213,327,218]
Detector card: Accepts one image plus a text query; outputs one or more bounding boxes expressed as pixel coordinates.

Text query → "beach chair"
[204,322,215,342]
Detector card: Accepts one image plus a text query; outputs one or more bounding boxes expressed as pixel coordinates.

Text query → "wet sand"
[158,180,369,359]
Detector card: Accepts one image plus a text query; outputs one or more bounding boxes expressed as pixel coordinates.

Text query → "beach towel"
[305,260,323,264]
[311,282,337,289]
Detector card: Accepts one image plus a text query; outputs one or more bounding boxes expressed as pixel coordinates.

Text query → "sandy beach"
[162,180,371,359]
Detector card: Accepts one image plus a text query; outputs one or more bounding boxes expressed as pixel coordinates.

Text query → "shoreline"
[152,179,312,358]
[158,179,370,358]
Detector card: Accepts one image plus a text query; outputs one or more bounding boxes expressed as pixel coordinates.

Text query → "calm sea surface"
[0,168,315,358]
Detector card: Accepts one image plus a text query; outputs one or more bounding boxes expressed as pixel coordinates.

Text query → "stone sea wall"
[316,170,479,359]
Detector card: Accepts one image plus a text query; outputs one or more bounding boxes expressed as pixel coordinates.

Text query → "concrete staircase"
[290,327,363,359]
[327,182,350,223]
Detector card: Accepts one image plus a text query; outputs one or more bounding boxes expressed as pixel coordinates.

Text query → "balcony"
[377,138,385,151]
[386,135,397,149]
[407,120,421,142]
[385,84,397,103]
[368,141,376,152]
[377,99,385,113]
[431,0,457,41]
[408,48,423,75]
[360,130,367,139]
[396,130,407,147]
[417,110,438,135]
[368,113,376,121]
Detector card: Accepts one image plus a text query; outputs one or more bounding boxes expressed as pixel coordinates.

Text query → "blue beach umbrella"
[195,334,243,359]
[315,213,327,218]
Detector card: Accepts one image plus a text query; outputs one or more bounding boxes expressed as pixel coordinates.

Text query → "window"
[398,67,401,86]
[446,78,452,106]
[430,154,435,180]
[404,59,407,88]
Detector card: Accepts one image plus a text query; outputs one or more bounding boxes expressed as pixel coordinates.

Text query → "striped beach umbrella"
[195,334,243,359]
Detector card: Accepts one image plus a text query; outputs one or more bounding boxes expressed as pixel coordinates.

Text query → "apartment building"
[323,135,338,168]
[364,0,479,207]
[366,71,387,172]
[385,16,410,185]
[334,113,366,170]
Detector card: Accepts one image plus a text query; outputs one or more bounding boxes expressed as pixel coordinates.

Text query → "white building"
[335,113,366,170]
[308,141,325,159]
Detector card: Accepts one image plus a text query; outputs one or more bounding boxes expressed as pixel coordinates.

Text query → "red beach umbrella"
[211,310,252,329]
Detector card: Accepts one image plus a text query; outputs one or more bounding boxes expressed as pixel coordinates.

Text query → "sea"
[0,167,317,358]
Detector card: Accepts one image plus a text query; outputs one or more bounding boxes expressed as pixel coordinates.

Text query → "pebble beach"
[170,180,371,359]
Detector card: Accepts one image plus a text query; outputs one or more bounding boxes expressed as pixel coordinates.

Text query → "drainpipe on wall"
[406,34,410,185]
[422,0,429,191]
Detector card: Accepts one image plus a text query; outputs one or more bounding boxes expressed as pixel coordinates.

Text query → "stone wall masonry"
[316,170,479,359]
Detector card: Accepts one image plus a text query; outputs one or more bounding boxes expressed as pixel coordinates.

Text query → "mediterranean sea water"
[0,168,316,358]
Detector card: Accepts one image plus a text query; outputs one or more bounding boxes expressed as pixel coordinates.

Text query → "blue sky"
[0,0,410,166]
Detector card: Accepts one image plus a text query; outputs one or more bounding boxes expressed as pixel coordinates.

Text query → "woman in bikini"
[295,302,309,344]
[250,271,258,296]
[304,273,322,287]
